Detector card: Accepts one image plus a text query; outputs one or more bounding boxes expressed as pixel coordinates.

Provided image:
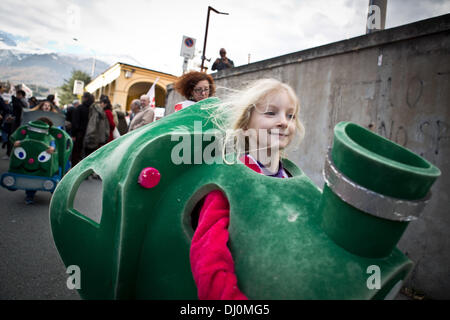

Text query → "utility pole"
[73,38,96,77]
[200,6,229,72]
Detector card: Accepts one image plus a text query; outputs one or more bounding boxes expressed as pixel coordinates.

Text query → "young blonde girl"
[190,79,305,299]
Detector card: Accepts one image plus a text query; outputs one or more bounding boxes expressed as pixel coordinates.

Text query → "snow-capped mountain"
[0,30,110,89]
[0,29,155,90]
[0,49,110,88]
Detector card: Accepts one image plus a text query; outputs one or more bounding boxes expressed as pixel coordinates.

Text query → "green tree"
[58,70,91,106]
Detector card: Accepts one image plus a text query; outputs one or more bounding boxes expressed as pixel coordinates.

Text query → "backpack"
[116,111,128,135]
[84,103,110,150]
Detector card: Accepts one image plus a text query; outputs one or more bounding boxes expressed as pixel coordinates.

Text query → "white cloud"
[0,0,448,76]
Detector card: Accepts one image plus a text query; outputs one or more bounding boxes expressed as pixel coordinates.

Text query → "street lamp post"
[73,38,96,78]
[200,6,229,72]
[90,52,96,78]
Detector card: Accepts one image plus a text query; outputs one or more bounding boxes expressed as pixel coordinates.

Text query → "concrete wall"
[166,14,450,298]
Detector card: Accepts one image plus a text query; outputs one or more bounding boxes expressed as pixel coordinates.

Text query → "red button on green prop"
[138,167,161,188]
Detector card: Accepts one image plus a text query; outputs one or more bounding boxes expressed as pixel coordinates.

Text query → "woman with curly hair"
[173,71,216,111]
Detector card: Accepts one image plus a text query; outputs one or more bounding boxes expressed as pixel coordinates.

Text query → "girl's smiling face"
[246,90,297,153]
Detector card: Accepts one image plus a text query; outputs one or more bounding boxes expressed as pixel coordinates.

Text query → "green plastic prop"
[10,121,59,177]
[9,120,73,176]
[50,98,440,299]
[1,120,73,192]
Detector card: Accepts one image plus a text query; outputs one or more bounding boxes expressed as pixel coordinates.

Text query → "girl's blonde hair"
[205,78,305,161]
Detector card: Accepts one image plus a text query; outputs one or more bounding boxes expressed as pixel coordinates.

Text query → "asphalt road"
[0,148,80,300]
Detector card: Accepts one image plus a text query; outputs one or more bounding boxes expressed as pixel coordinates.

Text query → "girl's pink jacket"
[190,155,283,300]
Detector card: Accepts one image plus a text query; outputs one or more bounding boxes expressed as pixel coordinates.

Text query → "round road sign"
[184,38,194,48]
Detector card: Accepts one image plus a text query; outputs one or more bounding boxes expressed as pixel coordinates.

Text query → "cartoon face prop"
[10,140,58,177]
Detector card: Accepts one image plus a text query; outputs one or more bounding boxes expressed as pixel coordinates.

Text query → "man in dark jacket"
[0,84,8,122]
[65,99,79,136]
[0,84,11,155]
[5,89,27,158]
[211,48,234,71]
[11,90,26,130]
[71,92,94,166]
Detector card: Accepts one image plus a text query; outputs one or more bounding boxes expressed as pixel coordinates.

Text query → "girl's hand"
[46,146,55,154]
[13,141,21,147]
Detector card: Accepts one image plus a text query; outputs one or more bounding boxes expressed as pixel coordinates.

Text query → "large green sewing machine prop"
[50,98,440,299]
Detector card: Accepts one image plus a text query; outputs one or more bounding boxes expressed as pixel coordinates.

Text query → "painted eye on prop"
[37,151,52,163]
[14,147,27,160]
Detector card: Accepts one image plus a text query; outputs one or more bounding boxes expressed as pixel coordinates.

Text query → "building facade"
[86,62,177,112]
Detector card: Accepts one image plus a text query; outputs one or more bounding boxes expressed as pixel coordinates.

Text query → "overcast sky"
[0,0,449,76]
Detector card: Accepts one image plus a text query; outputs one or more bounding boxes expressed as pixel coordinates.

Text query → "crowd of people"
[64,92,146,166]
[0,83,158,163]
[1,46,237,160]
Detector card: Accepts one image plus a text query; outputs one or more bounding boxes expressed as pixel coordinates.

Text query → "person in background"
[16,87,29,109]
[128,99,141,127]
[112,103,128,136]
[28,96,38,108]
[112,104,119,127]
[211,48,234,71]
[4,89,27,159]
[11,89,26,128]
[99,95,116,142]
[173,71,216,112]
[65,99,79,135]
[71,92,94,166]
[0,84,8,124]
[128,95,154,131]
[30,100,59,113]
[0,84,11,155]
[47,94,57,109]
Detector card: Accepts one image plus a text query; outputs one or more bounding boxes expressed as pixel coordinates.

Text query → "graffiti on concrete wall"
[376,119,449,157]
[418,120,450,156]
[406,77,424,109]
[378,120,408,147]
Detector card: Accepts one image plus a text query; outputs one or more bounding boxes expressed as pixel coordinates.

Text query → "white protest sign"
[73,80,84,95]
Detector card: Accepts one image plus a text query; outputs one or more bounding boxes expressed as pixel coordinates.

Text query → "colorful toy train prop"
[1,111,73,193]
[49,98,440,299]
